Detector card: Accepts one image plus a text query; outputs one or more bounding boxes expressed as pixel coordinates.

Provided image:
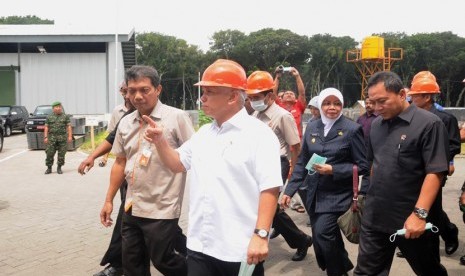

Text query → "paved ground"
[1,133,465,275]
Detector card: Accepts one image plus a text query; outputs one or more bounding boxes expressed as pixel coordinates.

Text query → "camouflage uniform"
[45,113,70,166]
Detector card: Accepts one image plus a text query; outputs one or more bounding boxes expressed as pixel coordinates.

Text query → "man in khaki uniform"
[247,70,313,262]
[100,65,194,276]
[98,81,130,167]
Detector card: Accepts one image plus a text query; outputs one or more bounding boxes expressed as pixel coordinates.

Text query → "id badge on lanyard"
[139,145,152,166]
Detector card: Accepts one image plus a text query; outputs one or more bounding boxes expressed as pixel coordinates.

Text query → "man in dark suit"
[354,71,449,276]
[408,71,461,258]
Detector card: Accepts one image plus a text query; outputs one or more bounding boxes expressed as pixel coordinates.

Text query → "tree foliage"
[134,30,465,108]
[0,15,53,24]
[3,15,465,108]
[136,32,205,110]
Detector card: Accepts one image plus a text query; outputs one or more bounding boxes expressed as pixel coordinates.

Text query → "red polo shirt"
[276,98,306,139]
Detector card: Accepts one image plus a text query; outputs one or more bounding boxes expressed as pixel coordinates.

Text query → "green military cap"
[51,101,62,107]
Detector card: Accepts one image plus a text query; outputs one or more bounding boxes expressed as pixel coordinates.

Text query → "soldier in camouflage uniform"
[44,101,72,174]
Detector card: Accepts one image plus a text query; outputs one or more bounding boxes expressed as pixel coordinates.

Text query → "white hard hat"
[308,96,319,108]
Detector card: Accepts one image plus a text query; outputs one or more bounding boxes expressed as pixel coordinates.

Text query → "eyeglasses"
[127,87,153,95]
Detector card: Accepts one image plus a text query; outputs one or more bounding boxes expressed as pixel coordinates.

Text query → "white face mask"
[251,99,267,112]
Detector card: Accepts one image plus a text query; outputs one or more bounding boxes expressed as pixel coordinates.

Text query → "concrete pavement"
[1,133,465,275]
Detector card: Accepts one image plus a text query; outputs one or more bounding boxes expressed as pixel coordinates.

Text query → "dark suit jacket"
[285,115,369,213]
[429,105,460,161]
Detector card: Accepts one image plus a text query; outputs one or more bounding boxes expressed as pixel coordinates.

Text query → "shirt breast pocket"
[397,147,419,170]
[222,144,248,165]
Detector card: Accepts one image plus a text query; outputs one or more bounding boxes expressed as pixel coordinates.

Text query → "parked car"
[0,105,29,136]
[0,117,4,152]
[26,105,54,132]
[26,105,70,132]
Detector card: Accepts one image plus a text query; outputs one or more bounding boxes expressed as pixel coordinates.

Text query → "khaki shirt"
[107,104,128,133]
[112,101,194,219]
[253,102,300,157]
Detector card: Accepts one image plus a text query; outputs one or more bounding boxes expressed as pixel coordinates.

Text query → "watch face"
[419,210,427,218]
[257,229,268,237]
[415,208,428,219]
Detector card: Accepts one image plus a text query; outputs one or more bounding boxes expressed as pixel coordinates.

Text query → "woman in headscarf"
[281,88,369,276]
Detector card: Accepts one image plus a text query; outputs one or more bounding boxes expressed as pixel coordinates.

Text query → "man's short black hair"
[367,71,404,94]
[125,65,161,87]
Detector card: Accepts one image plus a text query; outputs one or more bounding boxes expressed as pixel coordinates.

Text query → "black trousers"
[186,249,264,276]
[122,213,187,276]
[100,181,187,268]
[436,186,457,243]
[272,156,309,248]
[428,186,457,261]
[297,189,309,212]
[310,211,353,276]
[354,223,447,276]
[100,181,128,267]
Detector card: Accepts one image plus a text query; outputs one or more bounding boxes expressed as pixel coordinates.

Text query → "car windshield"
[0,106,11,116]
[34,106,53,116]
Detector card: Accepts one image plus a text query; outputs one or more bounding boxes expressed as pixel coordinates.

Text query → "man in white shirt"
[143,59,282,276]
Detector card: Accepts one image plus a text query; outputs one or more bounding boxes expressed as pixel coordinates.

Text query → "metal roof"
[0,24,135,43]
[0,24,136,68]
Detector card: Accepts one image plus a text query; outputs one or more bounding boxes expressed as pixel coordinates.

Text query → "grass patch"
[79,131,111,155]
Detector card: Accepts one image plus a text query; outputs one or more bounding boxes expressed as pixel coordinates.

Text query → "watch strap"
[254,228,269,238]
[413,207,428,219]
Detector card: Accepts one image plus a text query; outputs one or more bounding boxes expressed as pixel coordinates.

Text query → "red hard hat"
[246,71,275,95]
[195,59,247,90]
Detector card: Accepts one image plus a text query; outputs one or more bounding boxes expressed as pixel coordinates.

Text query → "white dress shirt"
[177,108,282,262]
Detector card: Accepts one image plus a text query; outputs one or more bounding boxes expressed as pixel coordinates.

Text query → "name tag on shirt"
[139,147,152,166]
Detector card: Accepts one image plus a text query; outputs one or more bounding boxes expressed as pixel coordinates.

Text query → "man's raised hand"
[143,115,163,144]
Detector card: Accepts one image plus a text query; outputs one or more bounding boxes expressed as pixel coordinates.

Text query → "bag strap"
[351,164,359,212]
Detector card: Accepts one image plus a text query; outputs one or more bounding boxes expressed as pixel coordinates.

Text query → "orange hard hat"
[412,71,436,83]
[195,59,247,90]
[246,71,275,95]
[408,77,440,95]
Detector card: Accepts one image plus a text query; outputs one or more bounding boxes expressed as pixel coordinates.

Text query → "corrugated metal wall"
[19,53,107,114]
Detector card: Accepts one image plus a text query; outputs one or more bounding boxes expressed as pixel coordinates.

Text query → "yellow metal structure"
[361,36,385,59]
[347,36,403,99]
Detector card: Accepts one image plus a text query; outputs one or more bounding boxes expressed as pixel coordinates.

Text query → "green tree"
[400,32,465,106]
[208,29,246,60]
[305,34,358,104]
[0,15,53,24]
[136,32,204,109]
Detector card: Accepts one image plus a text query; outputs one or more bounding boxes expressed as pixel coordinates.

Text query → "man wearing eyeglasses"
[100,65,194,276]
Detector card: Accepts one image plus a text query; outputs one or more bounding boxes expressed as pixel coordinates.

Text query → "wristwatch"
[254,228,269,238]
[413,207,428,220]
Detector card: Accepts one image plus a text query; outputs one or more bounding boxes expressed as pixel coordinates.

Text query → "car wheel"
[5,125,11,137]
[22,125,26,133]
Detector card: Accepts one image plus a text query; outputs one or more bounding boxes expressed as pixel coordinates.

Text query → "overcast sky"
[2,0,464,51]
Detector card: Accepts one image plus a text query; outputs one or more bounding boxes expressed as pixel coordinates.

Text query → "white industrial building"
[0,24,135,115]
